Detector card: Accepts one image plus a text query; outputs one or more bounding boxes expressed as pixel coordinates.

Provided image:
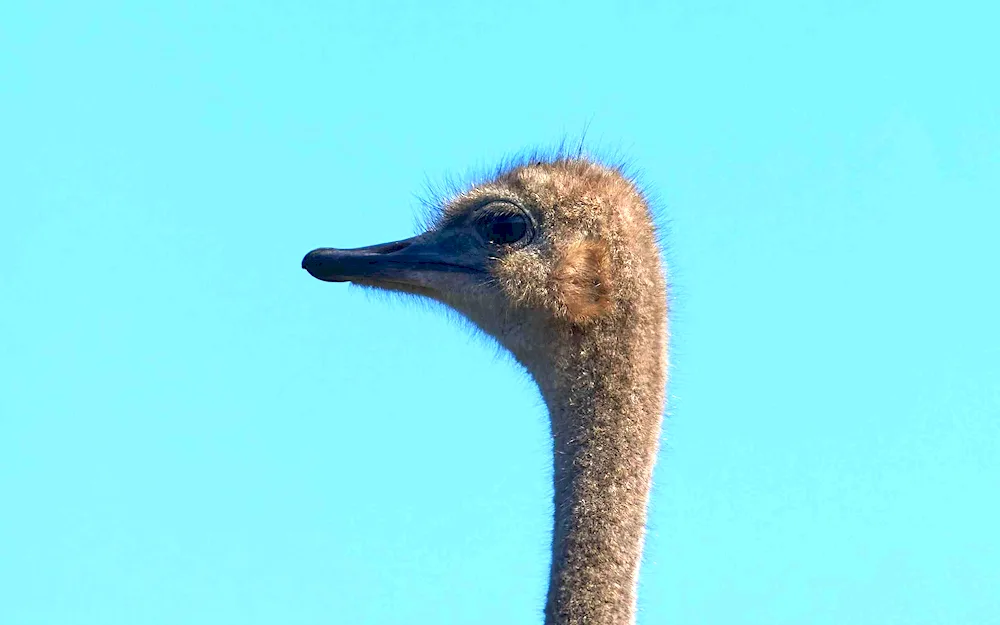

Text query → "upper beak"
[302,235,479,283]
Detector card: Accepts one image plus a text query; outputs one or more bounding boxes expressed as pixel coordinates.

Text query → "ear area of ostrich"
[552,238,614,323]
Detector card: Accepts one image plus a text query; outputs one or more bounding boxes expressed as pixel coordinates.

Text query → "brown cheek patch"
[552,239,613,323]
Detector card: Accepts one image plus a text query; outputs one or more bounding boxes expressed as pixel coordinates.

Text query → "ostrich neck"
[531,324,666,625]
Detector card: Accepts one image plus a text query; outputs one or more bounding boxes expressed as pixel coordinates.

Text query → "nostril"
[378,239,412,254]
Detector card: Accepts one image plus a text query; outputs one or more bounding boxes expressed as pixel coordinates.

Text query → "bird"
[303,154,668,625]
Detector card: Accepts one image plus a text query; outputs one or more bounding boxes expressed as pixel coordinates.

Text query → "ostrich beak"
[302,233,483,284]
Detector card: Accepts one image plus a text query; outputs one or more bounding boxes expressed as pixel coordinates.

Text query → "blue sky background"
[2,2,998,623]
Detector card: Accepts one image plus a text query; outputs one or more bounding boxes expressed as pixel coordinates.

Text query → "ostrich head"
[302,157,664,373]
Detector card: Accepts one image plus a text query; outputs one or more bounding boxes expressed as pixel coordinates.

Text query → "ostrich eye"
[476,205,532,246]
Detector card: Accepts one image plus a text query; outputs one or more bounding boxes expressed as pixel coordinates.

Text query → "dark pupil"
[485,214,527,244]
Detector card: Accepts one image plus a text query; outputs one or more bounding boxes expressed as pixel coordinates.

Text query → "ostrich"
[303,155,668,625]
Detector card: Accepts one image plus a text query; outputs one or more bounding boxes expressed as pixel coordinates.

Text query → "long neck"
[533,322,667,625]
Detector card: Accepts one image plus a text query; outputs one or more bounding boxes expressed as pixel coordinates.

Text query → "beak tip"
[302,249,324,278]
[302,248,352,283]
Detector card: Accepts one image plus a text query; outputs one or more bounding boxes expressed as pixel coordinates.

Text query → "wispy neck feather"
[531,314,667,625]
